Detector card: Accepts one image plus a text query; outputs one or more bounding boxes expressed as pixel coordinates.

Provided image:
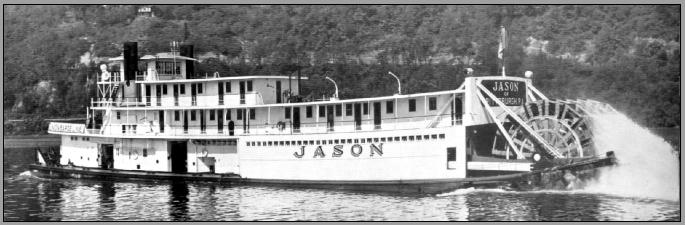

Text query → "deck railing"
[98,114,462,137]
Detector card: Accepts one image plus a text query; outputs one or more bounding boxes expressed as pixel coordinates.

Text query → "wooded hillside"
[3,5,680,133]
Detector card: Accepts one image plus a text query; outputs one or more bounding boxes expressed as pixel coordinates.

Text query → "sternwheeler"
[30,41,618,194]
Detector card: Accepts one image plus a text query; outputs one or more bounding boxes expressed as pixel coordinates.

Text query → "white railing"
[98,114,463,137]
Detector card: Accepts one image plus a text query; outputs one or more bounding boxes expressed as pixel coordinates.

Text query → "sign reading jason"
[48,122,86,134]
[481,80,526,106]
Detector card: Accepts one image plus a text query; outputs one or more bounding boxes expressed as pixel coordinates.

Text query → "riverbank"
[3,134,61,149]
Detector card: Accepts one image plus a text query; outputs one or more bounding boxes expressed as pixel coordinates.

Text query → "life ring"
[201,148,209,157]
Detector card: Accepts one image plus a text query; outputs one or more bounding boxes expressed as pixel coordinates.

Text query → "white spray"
[582,107,679,201]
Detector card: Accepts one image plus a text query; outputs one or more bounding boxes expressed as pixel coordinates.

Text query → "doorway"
[170,141,187,173]
[373,102,381,129]
[293,107,301,133]
[239,81,246,104]
[100,144,114,169]
[276,81,282,103]
[354,103,362,130]
[326,105,334,131]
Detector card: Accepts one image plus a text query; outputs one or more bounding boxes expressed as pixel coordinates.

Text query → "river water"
[3,147,679,221]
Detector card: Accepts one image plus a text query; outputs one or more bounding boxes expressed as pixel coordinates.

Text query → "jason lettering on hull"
[294,143,384,158]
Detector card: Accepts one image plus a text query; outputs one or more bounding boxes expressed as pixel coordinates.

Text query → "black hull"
[28,153,616,195]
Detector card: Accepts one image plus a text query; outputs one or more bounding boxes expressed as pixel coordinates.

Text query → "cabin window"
[416,135,422,140]
[210,110,215,120]
[360,139,366,143]
[409,136,415,141]
[227,109,232,120]
[297,141,302,145]
[386,101,394,114]
[226,82,231,93]
[431,134,438,139]
[268,141,272,146]
[285,108,291,119]
[174,111,180,121]
[247,81,253,92]
[249,109,256,120]
[306,106,313,118]
[143,148,148,157]
[373,138,379,142]
[163,85,168,95]
[180,84,186,94]
[439,134,445,139]
[387,137,393,142]
[237,109,243,120]
[424,135,430,140]
[394,137,400,141]
[363,103,369,115]
[429,97,437,110]
[335,105,342,117]
[345,104,353,116]
[116,112,120,120]
[279,141,285,146]
[191,110,196,121]
[122,125,126,133]
[408,99,416,112]
[447,147,457,165]
[198,83,203,94]
[381,137,386,142]
[319,106,325,117]
[402,136,407,141]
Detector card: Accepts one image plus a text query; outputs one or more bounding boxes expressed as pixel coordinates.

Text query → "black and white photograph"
[3,4,681,221]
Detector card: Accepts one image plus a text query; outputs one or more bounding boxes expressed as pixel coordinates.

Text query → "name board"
[481,80,526,106]
[48,122,85,134]
[293,143,383,158]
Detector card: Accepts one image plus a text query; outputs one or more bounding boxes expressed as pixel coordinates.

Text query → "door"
[155,85,162,106]
[173,84,179,106]
[217,109,224,134]
[100,144,114,169]
[200,110,205,133]
[276,81,282,103]
[373,102,381,129]
[170,141,187,173]
[218,83,224,105]
[159,110,165,133]
[145,85,151,106]
[326,105,334,131]
[239,81,246,104]
[190,84,197,106]
[183,110,188,133]
[354,103,362,130]
[292,107,301,133]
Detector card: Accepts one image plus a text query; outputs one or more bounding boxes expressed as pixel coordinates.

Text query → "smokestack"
[180,44,194,78]
[123,42,138,81]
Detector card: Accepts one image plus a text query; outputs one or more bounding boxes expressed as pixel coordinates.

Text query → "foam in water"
[19,171,33,177]
[582,110,680,201]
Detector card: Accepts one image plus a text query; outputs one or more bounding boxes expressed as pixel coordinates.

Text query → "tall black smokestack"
[123,42,138,81]
[180,44,194,78]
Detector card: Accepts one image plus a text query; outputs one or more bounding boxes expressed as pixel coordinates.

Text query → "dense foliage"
[3,5,680,132]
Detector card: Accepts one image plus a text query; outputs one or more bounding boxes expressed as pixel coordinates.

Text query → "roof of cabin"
[135,75,309,84]
[108,52,198,61]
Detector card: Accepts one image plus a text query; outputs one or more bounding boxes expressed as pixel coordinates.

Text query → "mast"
[498,26,507,77]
